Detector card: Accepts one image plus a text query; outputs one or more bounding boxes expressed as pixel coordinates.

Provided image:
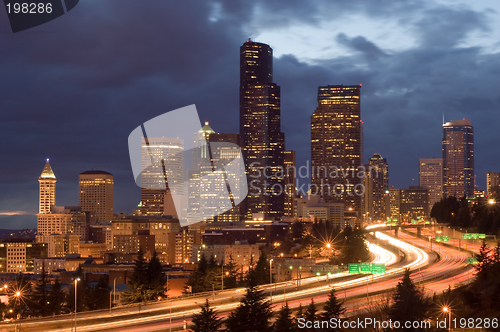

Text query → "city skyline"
[2,0,500,229]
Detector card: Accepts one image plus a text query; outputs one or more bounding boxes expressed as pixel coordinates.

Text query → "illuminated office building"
[487,171,500,197]
[79,170,114,221]
[311,85,363,213]
[139,137,184,217]
[442,119,474,198]
[39,159,56,214]
[240,39,285,220]
[209,133,244,222]
[284,150,296,217]
[419,158,443,212]
[364,154,389,222]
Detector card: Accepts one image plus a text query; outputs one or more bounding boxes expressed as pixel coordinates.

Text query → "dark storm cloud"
[336,33,388,61]
[1,0,499,228]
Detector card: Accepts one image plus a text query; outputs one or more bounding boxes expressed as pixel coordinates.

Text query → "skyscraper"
[419,158,443,212]
[311,85,363,213]
[284,150,296,217]
[36,161,85,257]
[139,137,184,217]
[39,159,56,214]
[364,154,389,222]
[209,132,245,222]
[240,39,285,220]
[79,170,114,221]
[442,119,474,198]
[487,171,500,197]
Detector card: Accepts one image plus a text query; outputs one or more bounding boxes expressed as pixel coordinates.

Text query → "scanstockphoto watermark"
[248,160,380,197]
[297,317,499,330]
[297,317,432,330]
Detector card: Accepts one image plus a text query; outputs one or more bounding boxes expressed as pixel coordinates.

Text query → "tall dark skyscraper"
[240,39,285,220]
[364,153,389,222]
[311,85,363,214]
[442,119,474,198]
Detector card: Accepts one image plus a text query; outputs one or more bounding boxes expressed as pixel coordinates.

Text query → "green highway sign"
[372,263,386,274]
[386,222,391,226]
[463,234,472,239]
[392,218,398,222]
[468,257,478,265]
[425,221,430,224]
[360,262,371,274]
[479,234,486,239]
[391,222,397,226]
[417,216,421,220]
[435,235,442,242]
[411,220,417,225]
[442,236,449,242]
[348,264,359,274]
[471,233,479,239]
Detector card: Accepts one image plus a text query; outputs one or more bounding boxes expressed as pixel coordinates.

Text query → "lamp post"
[429,236,432,251]
[99,287,112,313]
[221,264,224,291]
[14,291,20,332]
[269,259,273,284]
[113,277,117,311]
[269,259,273,302]
[209,282,215,300]
[443,306,451,332]
[74,277,80,332]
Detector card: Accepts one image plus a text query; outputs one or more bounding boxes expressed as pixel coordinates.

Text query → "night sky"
[1,0,500,229]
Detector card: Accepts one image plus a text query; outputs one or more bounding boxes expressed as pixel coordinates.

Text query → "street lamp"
[112,277,117,311]
[443,306,451,332]
[209,282,215,300]
[98,287,112,313]
[14,291,21,332]
[269,259,273,302]
[74,277,80,332]
[269,259,273,284]
[428,236,432,251]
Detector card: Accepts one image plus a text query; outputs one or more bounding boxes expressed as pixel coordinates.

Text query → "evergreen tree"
[68,268,92,312]
[33,267,48,317]
[321,289,345,331]
[146,251,167,300]
[48,278,65,315]
[223,255,239,289]
[273,304,295,332]
[475,241,493,279]
[89,275,110,310]
[187,255,212,293]
[247,252,270,287]
[388,269,430,330]
[304,299,317,331]
[295,304,304,320]
[190,299,222,332]
[341,227,369,263]
[226,286,272,332]
[123,249,148,303]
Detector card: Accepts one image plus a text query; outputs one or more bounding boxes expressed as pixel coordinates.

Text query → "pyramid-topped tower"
[39,159,56,214]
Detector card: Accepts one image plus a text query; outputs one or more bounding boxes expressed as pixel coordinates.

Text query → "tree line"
[191,286,345,332]
[190,269,451,332]
[187,251,269,293]
[431,196,500,234]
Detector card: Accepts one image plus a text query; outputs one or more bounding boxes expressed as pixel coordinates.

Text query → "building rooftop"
[80,170,113,175]
[39,159,56,179]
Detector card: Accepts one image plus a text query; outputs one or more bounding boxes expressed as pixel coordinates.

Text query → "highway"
[0,228,473,331]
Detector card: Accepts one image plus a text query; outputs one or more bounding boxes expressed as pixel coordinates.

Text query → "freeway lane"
[98,230,472,332]
[2,231,471,332]
[0,240,404,332]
